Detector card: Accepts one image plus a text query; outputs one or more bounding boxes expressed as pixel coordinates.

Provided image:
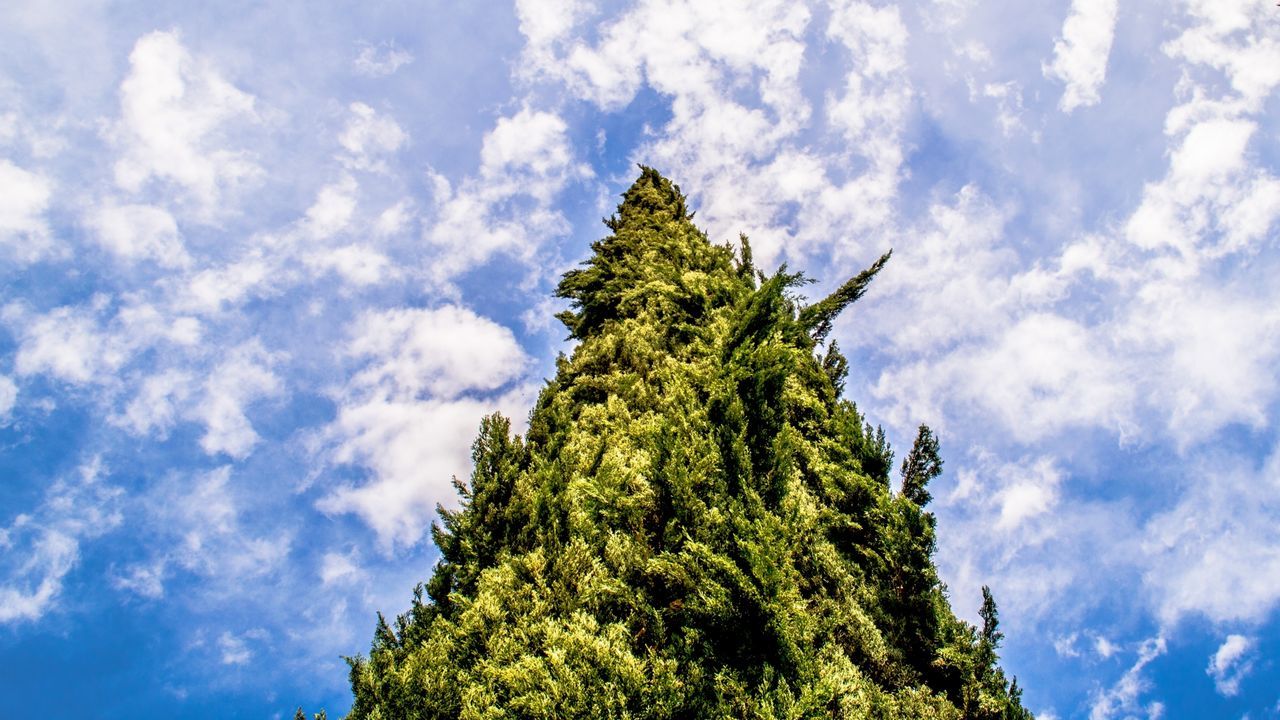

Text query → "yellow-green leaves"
[345,169,1031,720]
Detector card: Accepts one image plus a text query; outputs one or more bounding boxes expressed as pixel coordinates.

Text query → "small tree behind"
[901,424,943,506]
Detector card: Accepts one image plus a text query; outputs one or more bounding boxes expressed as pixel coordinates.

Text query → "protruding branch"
[797,250,891,343]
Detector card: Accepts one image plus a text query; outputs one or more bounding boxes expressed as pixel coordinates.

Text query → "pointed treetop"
[900,424,942,506]
[610,165,694,231]
[980,585,1003,649]
[555,167,737,341]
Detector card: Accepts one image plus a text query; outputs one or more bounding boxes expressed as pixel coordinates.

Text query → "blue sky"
[1,0,1278,717]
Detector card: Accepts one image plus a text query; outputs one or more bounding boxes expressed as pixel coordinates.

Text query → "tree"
[901,424,943,506]
[341,168,1032,719]
[978,584,1004,674]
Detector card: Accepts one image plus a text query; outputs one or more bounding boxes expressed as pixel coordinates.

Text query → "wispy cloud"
[1089,637,1167,720]
[1206,634,1256,697]
[421,107,590,286]
[353,42,413,78]
[0,459,122,623]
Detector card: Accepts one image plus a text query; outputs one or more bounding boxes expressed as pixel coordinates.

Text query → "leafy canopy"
[341,168,1032,720]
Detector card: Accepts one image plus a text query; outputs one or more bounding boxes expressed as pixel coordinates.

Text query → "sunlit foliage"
[344,168,1032,719]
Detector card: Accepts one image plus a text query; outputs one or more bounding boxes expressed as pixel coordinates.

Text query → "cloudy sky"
[1,0,1278,717]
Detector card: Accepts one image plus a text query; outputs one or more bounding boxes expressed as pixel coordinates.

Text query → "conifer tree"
[901,424,943,507]
[977,586,1003,680]
[342,168,1032,719]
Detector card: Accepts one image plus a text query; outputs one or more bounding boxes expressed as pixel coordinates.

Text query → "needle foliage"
[343,168,1032,720]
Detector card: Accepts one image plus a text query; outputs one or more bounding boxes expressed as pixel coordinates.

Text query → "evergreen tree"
[901,425,943,507]
[342,168,1032,719]
[977,586,1003,680]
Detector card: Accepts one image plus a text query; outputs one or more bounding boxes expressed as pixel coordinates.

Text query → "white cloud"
[218,631,252,665]
[9,303,123,384]
[860,120,1279,450]
[1093,634,1119,660]
[305,244,392,287]
[480,109,579,190]
[0,530,78,623]
[1107,14,1280,446]
[422,171,548,278]
[1113,0,1280,302]
[1052,631,1120,661]
[1089,636,1167,720]
[1119,277,1280,445]
[0,459,123,623]
[111,30,261,218]
[1206,634,1255,697]
[215,628,270,666]
[302,175,358,239]
[994,456,1061,530]
[1169,118,1253,185]
[979,80,1028,138]
[172,254,277,315]
[0,375,16,422]
[423,108,589,283]
[319,551,362,586]
[858,187,1131,442]
[0,159,54,262]
[87,202,189,268]
[857,185,1019,354]
[7,300,203,386]
[124,467,290,600]
[515,0,590,49]
[1164,0,1280,109]
[374,200,412,237]
[1043,0,1119,112]
[1124,115,1276,268]
[1053,632,1082,659]
[320,305,533,548]
[1141,444,1280,626]
[969,314,1126,439]
[353,41,413,77]
[934,451,1112,625]
[345,305,529,400]
[111,561,167,599]
[339,103,407,171]
[0,109,66,159]
[519,0,916,271]
[876,312,1130,444]
[113,369,194,438]
[190,342,282,459]
[826,0,910,156]
[321,389,534,550]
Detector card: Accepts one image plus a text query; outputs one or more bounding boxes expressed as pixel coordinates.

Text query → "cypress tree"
[343,168,1032,719]
[901,425,942,507]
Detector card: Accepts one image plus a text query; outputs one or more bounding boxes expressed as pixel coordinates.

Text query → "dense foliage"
[342,168,1032,719]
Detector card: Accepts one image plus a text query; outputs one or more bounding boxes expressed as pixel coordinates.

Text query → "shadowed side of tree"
[342,167,1033,719]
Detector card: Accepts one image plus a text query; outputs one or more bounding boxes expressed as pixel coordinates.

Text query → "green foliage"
[901,425,943,507]
[797,251,891,344]
[343,168,1032,719]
